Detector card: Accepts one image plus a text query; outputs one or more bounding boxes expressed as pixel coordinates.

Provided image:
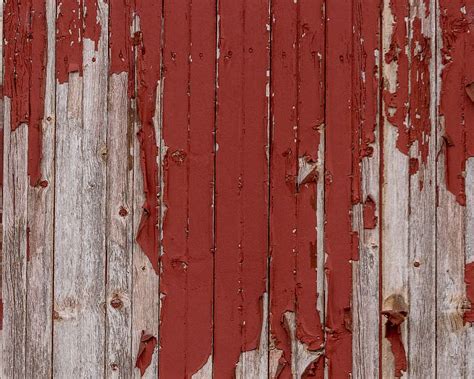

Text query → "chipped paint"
[135,331,157,376]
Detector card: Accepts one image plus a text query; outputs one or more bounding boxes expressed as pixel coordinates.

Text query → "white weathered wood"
[406,1,437,377]
[381,2,410,377]
[2,104,28,379]
[53,1,108,376]
[105,72,134,378]
[25,0,55,377]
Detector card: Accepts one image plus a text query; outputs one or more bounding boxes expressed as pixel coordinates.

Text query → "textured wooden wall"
[1,0,474,378]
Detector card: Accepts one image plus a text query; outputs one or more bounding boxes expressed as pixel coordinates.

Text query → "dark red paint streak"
[159,0,215,376]
[325,0,354,375]
[270,1,324,376]
[466,262,474,323]
[135,331,157,376]
[4,0,47,185]
[214,0,269,376]
[439,0,474,205]
[108,0,133,78]
[383,311,408,377]
[363,196,377,230]
[134,0,162,274]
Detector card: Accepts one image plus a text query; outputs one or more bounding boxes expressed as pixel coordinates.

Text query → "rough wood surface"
[1,1,474,378]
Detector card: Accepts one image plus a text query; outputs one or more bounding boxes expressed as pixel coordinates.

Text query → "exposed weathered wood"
[53,1,108,376]
[407,1,437,377]
[381,1,410,377]
[2,104,28,379]
[105,71,133,378]
[352,1,381,377]
[25,0,55,377]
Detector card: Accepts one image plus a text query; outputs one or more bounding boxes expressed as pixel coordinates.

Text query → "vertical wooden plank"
[351,1,381,377]
[325,0,354,376]
[215,0,269,376]
[381,1,410,377]
[131,1,162,377]
[106,1,134,376]
[53,0,108,376]
[436,0,474,376]
[269,0,325,376]
[158,0,215,377]
[0,0,3,367]
[1,111,27,379]
[407,0,437,377]
[26,0,54,376]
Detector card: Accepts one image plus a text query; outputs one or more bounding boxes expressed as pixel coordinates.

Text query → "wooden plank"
[1,105,28,379]
[406,1,437,377]
[351,0,381,377]
[325,0,354,376]
[215,0,269,376]
[159,0,215,376]
[381,1,410,377]
[53,0,108,376]
[269,0,325,376]
[436,0,473,376]
[0,0,3,367]
[131,1,162,377]
[106,1,135,377]
[25,0,54,376]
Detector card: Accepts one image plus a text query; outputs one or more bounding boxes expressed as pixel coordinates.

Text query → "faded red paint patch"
[0,298,3,330]
[135,331,157,376]
[383,310,408,377]
[134,0,162,274]
[465,262,474,323]
[363,196,377,229]
[4,0,47,185]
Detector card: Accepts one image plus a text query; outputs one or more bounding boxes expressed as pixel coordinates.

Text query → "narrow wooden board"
[53,1,108,376]
[215,0,270,376]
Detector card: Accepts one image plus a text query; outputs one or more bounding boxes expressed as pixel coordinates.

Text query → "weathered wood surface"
[1,1,474,378]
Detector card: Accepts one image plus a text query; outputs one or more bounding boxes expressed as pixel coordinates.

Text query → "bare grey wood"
[53,1,108,376]
[105,72,134,378]
[24,1,56,377]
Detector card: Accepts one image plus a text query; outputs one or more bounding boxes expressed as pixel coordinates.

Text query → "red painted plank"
[158,0,215,376]
[325,0,354,376]
[214,0,269,375]
[270,0,324,376]
[134,0,162,274]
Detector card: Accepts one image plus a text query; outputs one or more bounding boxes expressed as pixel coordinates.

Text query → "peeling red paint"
[383,0,409,158]
[363,196,377,229]
[439,0,474,205]
[158,0,215,377]
[301,356,324,379]
[134,0,162,274]
[270,1,324,376]
[382,310,408,377]
[135,331,157,376]
[56,1,83,83]
[0,298,3,330]
[465,262,474,323]
[325,0,358,374]
[214,1,269,376]
[4,0,47,186]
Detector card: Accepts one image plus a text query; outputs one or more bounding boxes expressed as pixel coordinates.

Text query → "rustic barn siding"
[1,1,474,378]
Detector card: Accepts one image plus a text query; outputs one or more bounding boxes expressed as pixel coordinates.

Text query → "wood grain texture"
[1,2,474,378]
[53,1,108,376]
